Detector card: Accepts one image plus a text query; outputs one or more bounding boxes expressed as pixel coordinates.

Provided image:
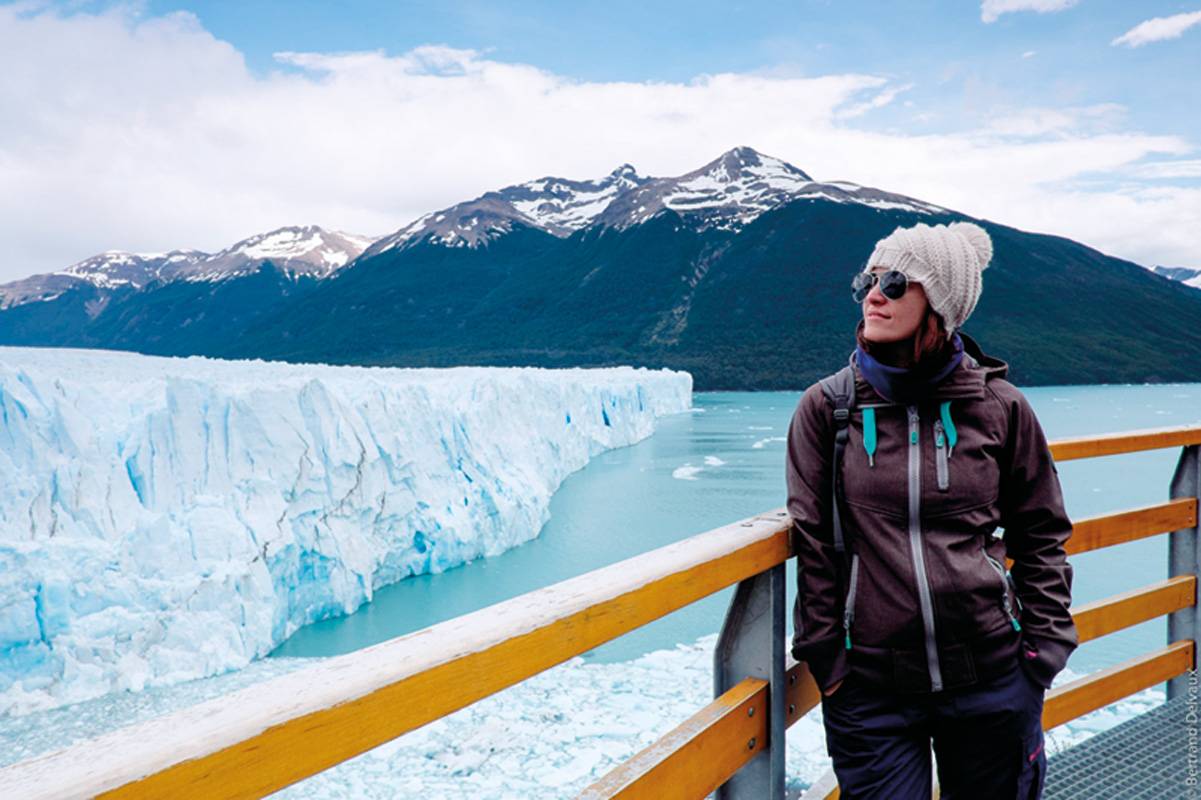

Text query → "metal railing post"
[1168,444,1201,700]
[714,562,786,800]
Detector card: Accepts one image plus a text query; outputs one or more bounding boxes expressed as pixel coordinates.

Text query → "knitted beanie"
[863,221,993,336]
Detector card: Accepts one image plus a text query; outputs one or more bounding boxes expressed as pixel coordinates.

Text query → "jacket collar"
[849,321,1009,404]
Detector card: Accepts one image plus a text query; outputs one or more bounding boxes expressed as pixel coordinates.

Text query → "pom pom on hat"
[947,221,993,272]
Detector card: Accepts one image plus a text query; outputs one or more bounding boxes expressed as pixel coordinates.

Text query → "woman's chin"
[863,319,905,343]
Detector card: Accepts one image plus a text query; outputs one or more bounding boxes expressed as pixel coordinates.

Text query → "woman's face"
[861,266,929,343]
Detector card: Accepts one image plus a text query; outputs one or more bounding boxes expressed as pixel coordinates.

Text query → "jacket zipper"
[842,552,861,650]
[983,544,1023,630]
[1008,571,1024,614]
[907,405,943,692]
[933,419,950,491]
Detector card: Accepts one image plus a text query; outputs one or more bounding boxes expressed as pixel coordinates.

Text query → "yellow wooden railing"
[0,423,1198,799]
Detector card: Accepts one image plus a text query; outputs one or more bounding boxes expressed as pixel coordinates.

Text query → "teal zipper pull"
[862,407,877,468]
[939,401,956,458]
[1011,618,1022,632]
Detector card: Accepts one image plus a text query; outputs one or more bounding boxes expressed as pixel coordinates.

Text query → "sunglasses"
[851,269,909,303]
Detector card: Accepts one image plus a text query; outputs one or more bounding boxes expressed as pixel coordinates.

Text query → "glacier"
[0,347,692,715]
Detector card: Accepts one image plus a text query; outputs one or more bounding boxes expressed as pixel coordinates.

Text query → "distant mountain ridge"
[0,226,374,311]
[3,147,1201,389]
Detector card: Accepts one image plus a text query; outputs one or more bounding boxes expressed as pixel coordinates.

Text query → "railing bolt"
[747,706,755,717]
[789,703,796,715]
[748,737,757,750]
[789,673,796,685]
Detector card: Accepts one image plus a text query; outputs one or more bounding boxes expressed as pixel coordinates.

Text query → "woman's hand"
[823,678,844,696]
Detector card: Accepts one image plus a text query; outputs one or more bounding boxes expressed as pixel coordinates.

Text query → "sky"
[1,0,1200,280]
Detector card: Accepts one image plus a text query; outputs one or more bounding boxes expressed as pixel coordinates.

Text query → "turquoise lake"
[272,384,1201,678]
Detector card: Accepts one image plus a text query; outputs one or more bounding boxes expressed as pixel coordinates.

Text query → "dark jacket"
[786,330,1077,694]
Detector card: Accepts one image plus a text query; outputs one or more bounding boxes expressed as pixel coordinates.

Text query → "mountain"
[363,164,651,254]
[1153,265,1201,289]
[5,148,1201,388]
[362,147,944,258]
[0,226,374,349]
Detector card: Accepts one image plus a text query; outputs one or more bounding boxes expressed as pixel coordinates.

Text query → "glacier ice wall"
[0,347,691,714]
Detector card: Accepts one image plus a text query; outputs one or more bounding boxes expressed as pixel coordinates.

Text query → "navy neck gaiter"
[854,329,965,405]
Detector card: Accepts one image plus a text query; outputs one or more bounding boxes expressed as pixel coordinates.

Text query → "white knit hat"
[863,221,993,336]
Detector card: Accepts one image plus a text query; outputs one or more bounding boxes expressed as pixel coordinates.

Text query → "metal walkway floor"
[1045,692,1194,799]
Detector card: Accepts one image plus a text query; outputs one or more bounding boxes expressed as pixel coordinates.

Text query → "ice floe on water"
[752,436,788,449]
[672,464,704,480]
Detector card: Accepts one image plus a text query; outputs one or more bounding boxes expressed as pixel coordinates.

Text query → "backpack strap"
[819,359,858,577]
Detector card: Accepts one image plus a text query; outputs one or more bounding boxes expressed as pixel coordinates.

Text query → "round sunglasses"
[851,269,909,303]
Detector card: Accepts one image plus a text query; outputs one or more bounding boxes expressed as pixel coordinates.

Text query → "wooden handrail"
[0,513,791,800]
[1072,575,1195,644]
[576,678,769,799]
[1043,640,1194,730]
[1049,423,1201,461]
[582,425,1201,799]
[586,574,1200,797]
[1062,498,1196,556]
[4,423,1200,799]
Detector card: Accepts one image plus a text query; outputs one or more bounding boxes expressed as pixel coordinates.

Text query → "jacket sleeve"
[786,384,850,693]
[996,384,1079,689]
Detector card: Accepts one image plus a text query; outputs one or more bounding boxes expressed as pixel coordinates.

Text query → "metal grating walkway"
[1045,692,1194,799]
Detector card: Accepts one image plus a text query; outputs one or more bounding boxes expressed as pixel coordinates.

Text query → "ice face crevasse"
[0,348,692,715]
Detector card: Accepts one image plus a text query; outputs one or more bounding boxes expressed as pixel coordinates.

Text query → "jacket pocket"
[933,419,950,492]
[982,541,1022,632]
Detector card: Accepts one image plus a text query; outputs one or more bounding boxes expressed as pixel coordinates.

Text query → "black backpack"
[818,359,858,584]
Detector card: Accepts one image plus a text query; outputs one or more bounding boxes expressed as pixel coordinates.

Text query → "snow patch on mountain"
[1152,264,1201,289]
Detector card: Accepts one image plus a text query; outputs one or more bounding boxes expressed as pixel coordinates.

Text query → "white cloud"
[0,4,1199,281]
[1021,50,1038,58]
[981,0,1079,24]
[1112,10,1201,48]
[984,103,1126,137]
[835,82,914,119]
[1124,159,1201,179]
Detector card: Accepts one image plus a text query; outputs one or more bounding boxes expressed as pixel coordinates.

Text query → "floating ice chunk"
[672,464,703,480]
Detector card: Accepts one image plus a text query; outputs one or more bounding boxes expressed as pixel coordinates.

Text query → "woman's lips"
[866,312,890,320]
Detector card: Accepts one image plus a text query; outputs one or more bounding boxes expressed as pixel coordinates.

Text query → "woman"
[785,221,1077,799]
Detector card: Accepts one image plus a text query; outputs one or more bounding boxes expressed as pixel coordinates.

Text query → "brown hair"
[856,304,955,370]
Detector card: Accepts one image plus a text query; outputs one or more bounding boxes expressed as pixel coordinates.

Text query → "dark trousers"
[820,660,1047,799]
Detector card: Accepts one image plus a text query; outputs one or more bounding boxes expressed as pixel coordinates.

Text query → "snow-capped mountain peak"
[1153,265,1201,290]
[596,146,817,230]
[365,146,950,258]
[363,164,654,257]
[185,226,375,282]
[57,249,207,289]
[502,163,651,233]
[0,227,377,310]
